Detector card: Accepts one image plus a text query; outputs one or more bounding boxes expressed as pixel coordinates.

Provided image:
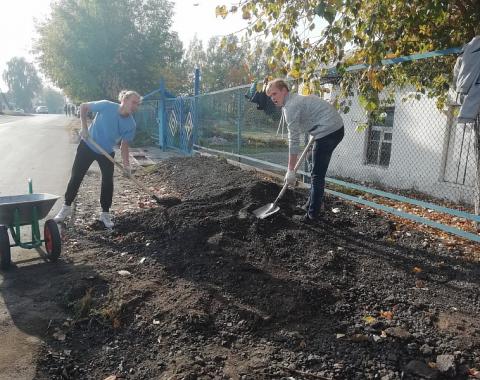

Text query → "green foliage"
[39,87,65,113]
[203,35,251,92]
[183,34,277,93]
[2,57,42,112]
[221,0,480,111]
[34,0,184,102]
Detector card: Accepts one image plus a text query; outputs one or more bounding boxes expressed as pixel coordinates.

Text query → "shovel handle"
[271,136,315,207]
[85,136,158,199]
[293,135,315,173]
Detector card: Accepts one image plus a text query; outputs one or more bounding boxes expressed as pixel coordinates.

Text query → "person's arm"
[285,100,302,172]
[120,139,130,168]
[79,103,90,137]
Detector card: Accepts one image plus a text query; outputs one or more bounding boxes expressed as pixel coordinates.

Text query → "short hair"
[266,79,289,95]
[118,90,142,103]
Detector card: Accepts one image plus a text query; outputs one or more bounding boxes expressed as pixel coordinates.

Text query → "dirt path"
[26,156,480,380]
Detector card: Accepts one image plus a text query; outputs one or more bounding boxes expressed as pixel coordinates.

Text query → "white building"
[328,87,477,205]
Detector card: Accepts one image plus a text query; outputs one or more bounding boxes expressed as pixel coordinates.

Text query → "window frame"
[364,106,395,167]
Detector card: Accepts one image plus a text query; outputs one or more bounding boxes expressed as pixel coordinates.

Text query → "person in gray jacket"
[266,79,344,222]
[453,35,480,123]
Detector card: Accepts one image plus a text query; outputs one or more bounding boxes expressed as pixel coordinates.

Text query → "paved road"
[0,114,74,196]
[0,114,75,379]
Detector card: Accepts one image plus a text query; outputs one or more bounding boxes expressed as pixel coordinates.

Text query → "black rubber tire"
[0,225,11,270]
[44,219,61,261]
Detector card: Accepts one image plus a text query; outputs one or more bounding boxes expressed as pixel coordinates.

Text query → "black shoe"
[296,200,310,212]
[292,213,317,224]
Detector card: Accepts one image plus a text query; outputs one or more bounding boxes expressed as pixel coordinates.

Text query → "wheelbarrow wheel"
[44,219,61,261]
[0,225,11,270]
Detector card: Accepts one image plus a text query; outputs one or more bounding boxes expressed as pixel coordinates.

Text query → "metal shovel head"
[253,203,280,219]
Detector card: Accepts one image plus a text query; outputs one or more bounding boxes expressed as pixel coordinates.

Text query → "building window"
[365,106,394,166]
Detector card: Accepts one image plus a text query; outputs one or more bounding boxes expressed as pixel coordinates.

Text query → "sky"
[173,0,249,48]
[0,0,249,92]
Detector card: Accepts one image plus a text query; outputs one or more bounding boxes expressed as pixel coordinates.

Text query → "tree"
[34,0,184,102]
[2,57,42,112]
[199,35,246,91]
[182,35,207,93]
[189,35,263,92]
[40,87,65,114]
[245,39,274,80]
[219,1,480,110]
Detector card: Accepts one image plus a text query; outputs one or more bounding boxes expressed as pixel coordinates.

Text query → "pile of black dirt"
[36,156,480,380]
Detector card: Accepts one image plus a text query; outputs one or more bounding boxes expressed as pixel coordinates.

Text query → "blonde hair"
[118,90,142,103]
[266,79,289,95]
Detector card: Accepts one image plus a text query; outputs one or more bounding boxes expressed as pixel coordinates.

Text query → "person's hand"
[79,127,89,139]
[284,170,296,186]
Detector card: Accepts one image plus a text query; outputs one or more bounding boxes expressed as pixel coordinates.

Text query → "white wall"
[328,88,476,205]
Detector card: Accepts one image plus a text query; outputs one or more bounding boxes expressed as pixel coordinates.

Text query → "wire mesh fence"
[131,57,479,224]
[193,83,479,211]
[330,86,478,207]
[134,100,160,145]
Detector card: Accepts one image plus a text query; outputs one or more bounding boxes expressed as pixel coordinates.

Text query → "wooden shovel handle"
[85,137,158,198]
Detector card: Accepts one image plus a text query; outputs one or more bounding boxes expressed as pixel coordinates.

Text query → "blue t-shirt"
[84,100,136,154]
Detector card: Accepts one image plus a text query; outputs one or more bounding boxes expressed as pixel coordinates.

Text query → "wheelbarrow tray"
[0,193,59,226]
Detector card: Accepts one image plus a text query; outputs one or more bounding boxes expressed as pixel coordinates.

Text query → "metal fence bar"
[328,47,462,75]
[326,178,480,222]
[326,189,480,243]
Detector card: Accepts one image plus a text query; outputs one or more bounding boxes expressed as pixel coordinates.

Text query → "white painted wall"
[328,87,476,205]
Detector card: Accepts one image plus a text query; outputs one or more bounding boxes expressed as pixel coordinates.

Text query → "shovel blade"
[253,203,280,219]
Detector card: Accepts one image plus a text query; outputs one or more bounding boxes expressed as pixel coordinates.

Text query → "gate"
[164,96,196,154]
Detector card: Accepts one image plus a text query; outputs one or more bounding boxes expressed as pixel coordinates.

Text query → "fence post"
[158,78,166,151]
[193,68,200,148]
[236,91,244,155]
[474,116,480,231]
[194,68,200,96]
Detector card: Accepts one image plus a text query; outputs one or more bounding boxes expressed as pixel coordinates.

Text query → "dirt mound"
[35,157,480,380]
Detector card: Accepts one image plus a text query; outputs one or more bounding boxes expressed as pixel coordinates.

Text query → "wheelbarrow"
[0,179,62,270]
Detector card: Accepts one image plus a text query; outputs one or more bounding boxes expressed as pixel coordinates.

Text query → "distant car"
[14,108,25,113]
[35,106,48,114]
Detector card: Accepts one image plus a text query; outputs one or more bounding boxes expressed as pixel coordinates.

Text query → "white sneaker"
[53,205,72,222]
[99,212,114,228]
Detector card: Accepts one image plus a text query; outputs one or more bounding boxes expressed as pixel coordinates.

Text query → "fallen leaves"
[362,315,376,325]
[380,311,394,320]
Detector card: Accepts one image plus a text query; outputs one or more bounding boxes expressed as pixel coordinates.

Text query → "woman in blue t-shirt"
[54,90,141,228]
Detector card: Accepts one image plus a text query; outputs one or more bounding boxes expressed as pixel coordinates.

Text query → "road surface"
[0,114,75,380]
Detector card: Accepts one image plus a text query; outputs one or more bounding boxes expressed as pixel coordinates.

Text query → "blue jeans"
[307,126,344,218]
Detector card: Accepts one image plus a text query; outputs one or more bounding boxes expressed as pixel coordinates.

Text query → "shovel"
[85,136,179,206]
[253,136,315,219]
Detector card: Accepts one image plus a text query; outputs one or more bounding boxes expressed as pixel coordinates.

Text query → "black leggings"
[64,141,115,212]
